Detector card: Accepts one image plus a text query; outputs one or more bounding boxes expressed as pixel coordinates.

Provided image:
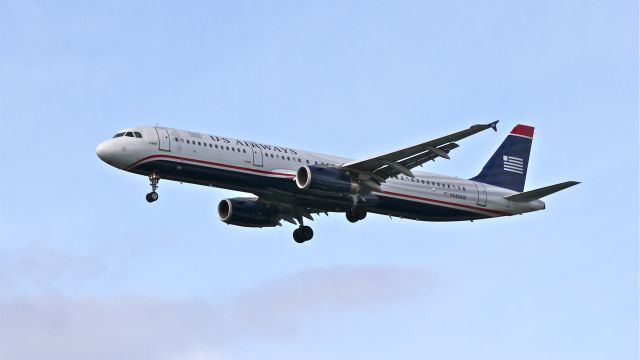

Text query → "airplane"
[96,121,578,243]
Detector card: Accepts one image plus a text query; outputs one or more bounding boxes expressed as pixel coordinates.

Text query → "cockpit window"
[125,132,134,137]
[134,132,142,138]
[113,132,125,138]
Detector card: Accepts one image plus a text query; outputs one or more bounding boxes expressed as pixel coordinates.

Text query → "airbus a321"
[96,121,578,243]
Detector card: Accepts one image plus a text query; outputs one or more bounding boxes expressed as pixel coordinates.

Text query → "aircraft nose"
[96,141,112,164]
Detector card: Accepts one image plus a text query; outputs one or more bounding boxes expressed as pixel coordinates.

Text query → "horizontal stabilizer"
[504,181,580,202]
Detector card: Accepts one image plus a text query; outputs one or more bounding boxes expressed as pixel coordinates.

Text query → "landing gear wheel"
[146,191,159,203]
[293,228,304,243]
[300,225,313,240]
[346,208,367,223]
[147,174,160,203]
[293,226,313,243]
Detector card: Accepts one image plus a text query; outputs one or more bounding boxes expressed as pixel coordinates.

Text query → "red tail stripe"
[511,124,534,138]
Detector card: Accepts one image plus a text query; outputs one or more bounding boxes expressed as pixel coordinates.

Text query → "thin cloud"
[0,266,435,360]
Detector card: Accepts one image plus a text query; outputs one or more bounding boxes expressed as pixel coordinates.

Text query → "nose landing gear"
[146,174,159,203]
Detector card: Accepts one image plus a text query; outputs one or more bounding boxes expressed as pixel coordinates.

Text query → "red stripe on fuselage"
[379,191,509,216]
[129,154,510,217]
[127,154,294,177]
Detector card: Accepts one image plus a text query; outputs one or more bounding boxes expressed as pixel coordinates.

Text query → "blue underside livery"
[132,160,489,222]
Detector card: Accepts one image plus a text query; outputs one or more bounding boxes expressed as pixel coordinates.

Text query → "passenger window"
[186,140,190,144]
[287,156,290,161]
[306,160,310,164]
[180,139,184,143]
[463,187,466,191]
[209,144,212,148]
[215,144,218,149]
[226,146,229,150]
[243,149,247,153]
[232,147,235,152]
[198,142,201,146]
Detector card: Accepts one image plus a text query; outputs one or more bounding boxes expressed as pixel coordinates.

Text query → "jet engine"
[295,165,359,194]
[217,198,279,228]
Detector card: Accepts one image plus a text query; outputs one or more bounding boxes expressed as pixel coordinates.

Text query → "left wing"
[341,121,499,186]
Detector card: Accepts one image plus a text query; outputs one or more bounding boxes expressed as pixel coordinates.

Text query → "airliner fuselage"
[96,123,576,242]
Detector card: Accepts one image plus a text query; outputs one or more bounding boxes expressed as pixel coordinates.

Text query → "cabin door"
[155,128,171,151]
[474,182,487,207]
[252,146,263,166]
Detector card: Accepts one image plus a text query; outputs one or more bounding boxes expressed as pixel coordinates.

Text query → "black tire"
[346,210,358,223]
[301,226,313,241]
[146,192,158,203]
[293,228,305,243]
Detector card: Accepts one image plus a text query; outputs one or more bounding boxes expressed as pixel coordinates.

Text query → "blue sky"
[0,1,637,359]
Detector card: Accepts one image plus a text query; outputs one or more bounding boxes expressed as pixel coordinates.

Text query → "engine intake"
[217,198,279,228]
[295,166,359,194]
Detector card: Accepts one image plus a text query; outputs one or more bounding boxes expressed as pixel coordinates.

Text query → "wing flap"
[372,143,459,179]
[342,121,498,179]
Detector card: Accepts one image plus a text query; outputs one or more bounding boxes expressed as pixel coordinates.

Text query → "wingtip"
[490,120,499,131]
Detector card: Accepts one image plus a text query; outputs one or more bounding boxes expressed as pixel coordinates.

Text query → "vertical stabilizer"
[470,124,534,192]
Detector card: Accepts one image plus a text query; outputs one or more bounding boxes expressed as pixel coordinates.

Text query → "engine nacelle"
[217,198,279,228]
[295,166,359,194]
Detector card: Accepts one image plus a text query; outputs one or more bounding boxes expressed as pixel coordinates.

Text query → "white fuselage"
[96,126,544,222]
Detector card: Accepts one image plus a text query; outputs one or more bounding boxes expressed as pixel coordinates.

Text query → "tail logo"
[503,155,524,174]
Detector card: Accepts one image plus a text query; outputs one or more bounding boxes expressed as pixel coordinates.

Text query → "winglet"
[489,120,499,132]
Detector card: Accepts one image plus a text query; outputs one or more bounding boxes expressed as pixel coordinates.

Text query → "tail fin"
[470,124,534,192]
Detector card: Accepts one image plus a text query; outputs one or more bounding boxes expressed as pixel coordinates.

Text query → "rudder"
[470,124,534,192]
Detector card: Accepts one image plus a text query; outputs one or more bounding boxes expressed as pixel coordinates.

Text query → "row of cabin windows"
[172,136,463,190]
[176,137,249,154]
[174,136,462,190]
[262,153,335,166]
[394,175,466,191]
[175,137,339,167]
[113,131,143,138]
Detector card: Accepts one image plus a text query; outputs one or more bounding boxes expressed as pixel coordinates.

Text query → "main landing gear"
[293,225,313,243]
[292,213,313,243]
[146,174,159,203]
[346,207,367,223]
